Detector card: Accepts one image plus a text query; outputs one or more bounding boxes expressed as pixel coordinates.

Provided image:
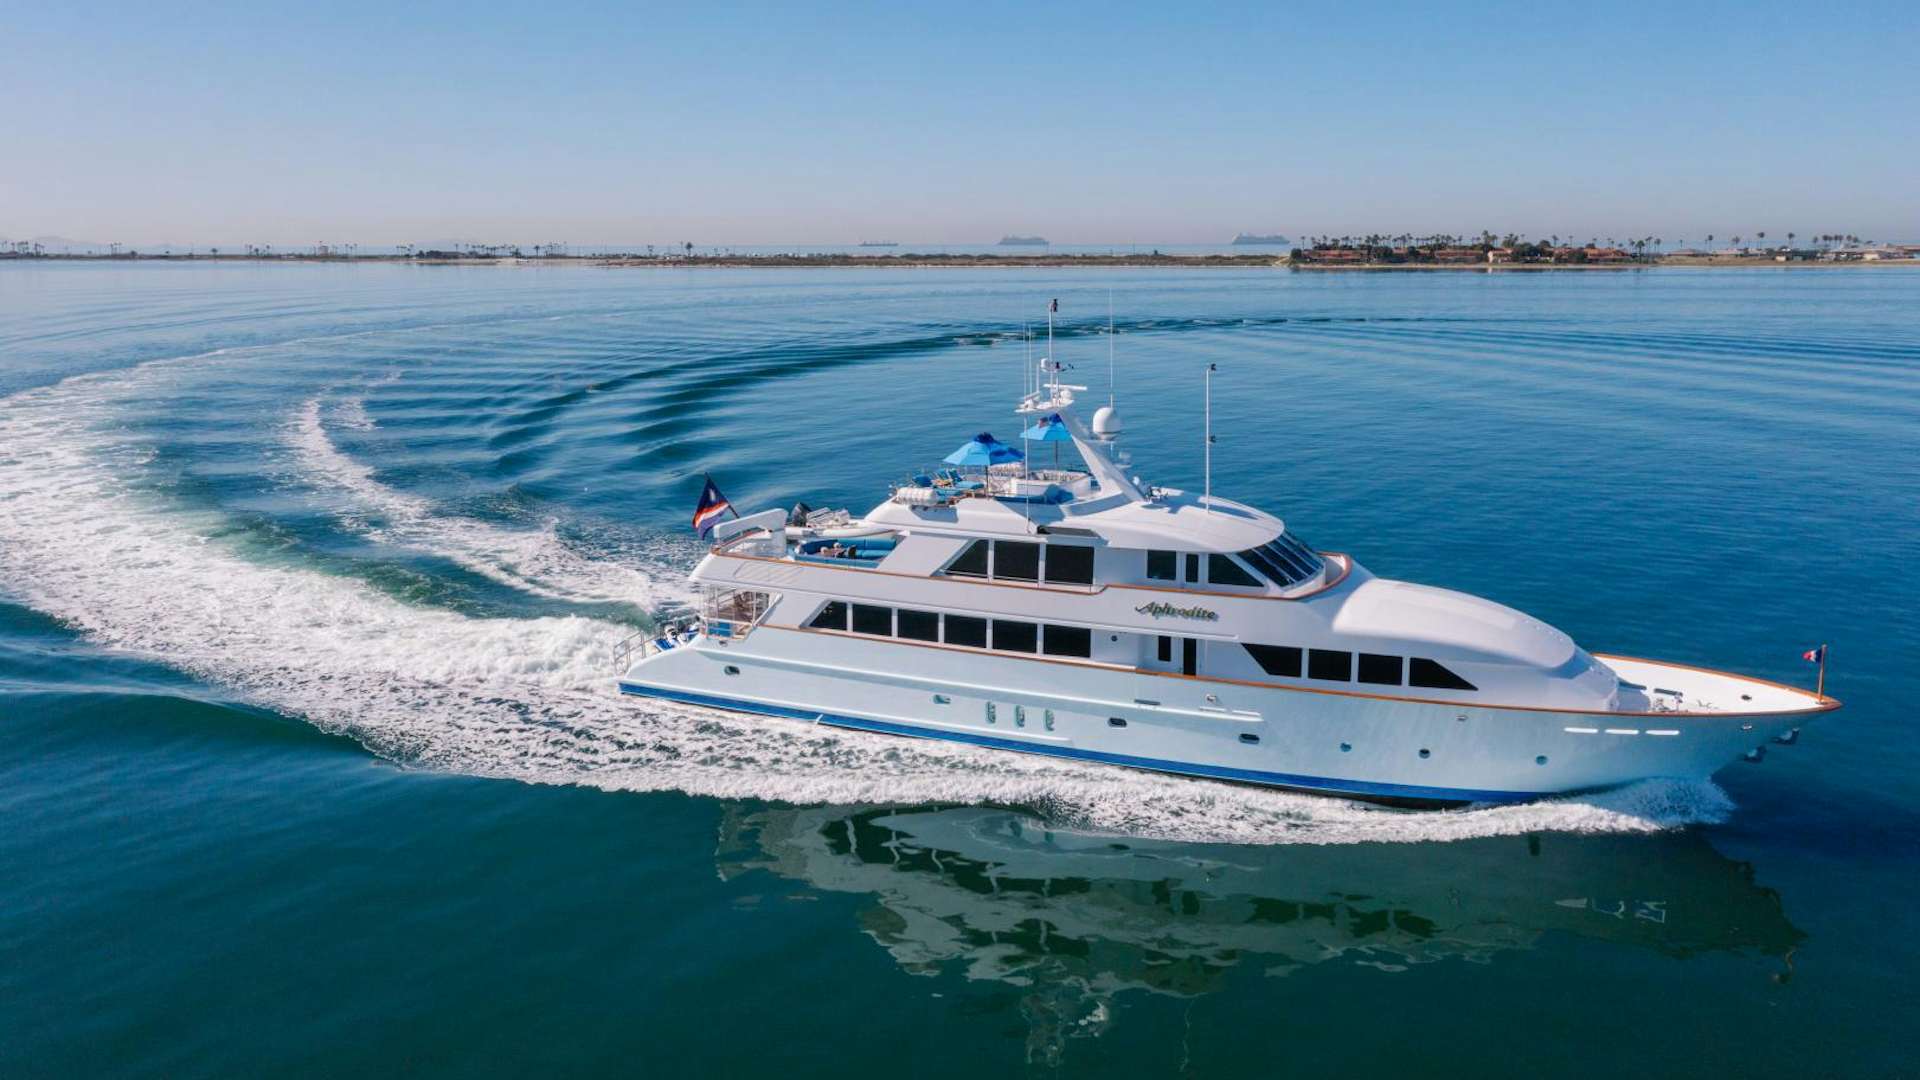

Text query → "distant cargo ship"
[998,235,1049,246]
[858,241,900,247]
[1232,233,1292,246]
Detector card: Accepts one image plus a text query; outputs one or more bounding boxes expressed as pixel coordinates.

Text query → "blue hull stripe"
[618,681,1539,804]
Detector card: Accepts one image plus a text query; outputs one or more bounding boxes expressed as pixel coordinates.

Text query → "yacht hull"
[618,631,1824,805]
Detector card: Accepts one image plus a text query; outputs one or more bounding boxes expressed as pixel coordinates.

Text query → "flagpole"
[1817,642,1828,699]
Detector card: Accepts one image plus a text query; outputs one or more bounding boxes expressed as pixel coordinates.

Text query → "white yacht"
[618,346,1837,805]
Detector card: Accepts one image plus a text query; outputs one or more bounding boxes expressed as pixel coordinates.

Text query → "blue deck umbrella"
[1019,413,1072,442]
[1020,413,1072,469]
[943,432,1024,467]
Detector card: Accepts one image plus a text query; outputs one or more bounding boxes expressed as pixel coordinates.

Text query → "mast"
[1107,290,1115,407]
[1204,363,1216,513]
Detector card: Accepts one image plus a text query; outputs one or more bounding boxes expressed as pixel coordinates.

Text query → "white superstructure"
[619,339,1836,805]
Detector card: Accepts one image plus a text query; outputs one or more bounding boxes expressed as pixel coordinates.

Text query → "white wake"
[0,357,1736,845]
[286,396,677,607]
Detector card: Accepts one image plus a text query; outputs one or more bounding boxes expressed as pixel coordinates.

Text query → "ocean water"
[2,261,1916,1076]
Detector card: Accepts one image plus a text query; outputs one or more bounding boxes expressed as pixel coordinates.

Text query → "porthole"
[1239,733,1259,745]
[986,703,997,724]
[1339,742,1352,753]
[1108,717,1127,728]
[1535,755,1548,766]
[1014,705,1026,728]
[723,665,740,676]
[1044,709,1055,732]
[932,694,950,705]
[1418,748,1431,759]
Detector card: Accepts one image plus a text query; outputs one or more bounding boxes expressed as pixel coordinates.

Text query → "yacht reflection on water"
[717,806,1801,1063]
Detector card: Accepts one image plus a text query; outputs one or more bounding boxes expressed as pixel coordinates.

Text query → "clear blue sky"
[6,0,1915,246]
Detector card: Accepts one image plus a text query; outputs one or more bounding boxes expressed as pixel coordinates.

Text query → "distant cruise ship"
[619,329,1836,805]
[998,235,1049,246]
[1232,233,1292,246]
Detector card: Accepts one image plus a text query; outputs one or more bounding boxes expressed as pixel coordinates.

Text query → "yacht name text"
[1134,602,1220,621]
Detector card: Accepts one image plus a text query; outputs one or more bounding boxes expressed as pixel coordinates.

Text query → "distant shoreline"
[3,253,1915,271]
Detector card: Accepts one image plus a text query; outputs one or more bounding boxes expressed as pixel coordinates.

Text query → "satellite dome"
[1091,404,1123,439]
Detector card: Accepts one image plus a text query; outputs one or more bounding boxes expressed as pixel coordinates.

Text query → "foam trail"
[0,362,1735,846]
[287,397,681,608]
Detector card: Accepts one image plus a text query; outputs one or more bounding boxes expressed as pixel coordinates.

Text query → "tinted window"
[1157,635,1173,663]
[994,541,1040,582]
[807,600,849,631]
[992,619,1038,653]
[1239,546,1294,587]
[1243,644,1302,677]
[1207,553,1262,588]
[946,539,989,577]
[1262,542,1312,584]
[1409,657,1477,691]
[944,614,987,648]
[851,604,892,636]
[1044,545,1095,585]
[1357,653,1403,685]
[1042,624,1092,658]
[1185,553,1200,582]
[1308,648,1352,681]
[1270,533,1324,578]
[1146,550,1177,580]
[896,608,940,642]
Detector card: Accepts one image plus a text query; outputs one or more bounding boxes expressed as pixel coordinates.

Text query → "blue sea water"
[2,261,1916,1076]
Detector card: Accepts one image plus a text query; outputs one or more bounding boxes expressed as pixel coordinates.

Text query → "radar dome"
[1091,405,1123,439]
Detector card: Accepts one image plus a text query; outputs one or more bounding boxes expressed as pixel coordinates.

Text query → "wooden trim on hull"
[761,626,1840,720]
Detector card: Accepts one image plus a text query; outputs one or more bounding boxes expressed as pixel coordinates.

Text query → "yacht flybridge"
[618,342,1837,805]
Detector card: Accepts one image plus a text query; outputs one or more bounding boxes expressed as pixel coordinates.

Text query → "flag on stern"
[692,475,735,537]
[1802,645,1826,663]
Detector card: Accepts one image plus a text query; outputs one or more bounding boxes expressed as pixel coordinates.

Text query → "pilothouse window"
[1239,533,1325,588]
[1207,553,1262,588]
[1147,550,1177,580]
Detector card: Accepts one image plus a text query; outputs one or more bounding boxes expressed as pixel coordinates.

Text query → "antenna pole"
[1047,298,1055,398]
[1108,290,1115,407]
[1204,363,1215,513]
[1023,322,1031,400]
